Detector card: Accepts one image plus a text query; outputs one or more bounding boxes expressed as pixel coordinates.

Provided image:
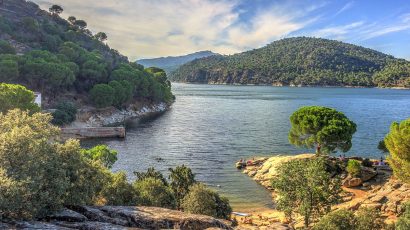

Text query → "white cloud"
[312,21,364,40]
[335,1,354,16]
[32,0,316,60]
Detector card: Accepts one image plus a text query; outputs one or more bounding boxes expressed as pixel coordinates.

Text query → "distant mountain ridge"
[170,37,410,88]
[137,51,219,74]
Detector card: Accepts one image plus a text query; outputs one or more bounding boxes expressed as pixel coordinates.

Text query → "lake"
[84,83,410,210]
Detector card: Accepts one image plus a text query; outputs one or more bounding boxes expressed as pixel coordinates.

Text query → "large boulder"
[342,176,363,188]
[360,167,377,182]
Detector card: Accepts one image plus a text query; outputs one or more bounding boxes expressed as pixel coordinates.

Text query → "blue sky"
[33,0,410,61]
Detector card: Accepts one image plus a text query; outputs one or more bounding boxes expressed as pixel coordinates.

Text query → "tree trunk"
[316,143,321,155]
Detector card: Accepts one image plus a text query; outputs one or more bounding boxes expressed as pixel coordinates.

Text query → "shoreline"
[172,82,410,90]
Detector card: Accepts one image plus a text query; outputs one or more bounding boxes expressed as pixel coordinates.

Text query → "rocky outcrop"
[242,154,314,189]
[69,102,169,128]
[2,206,232,230]
[342,167,378,188]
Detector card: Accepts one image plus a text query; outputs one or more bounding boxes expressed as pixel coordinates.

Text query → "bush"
[313,209,356,230]
[0,110,113,219]
[134,167,168,186]
[181,183,232,219]
[100,171,139,206]
[90,84,114,108]
[0,40,16,54]
[271,157,341,227]
[356,207,384,230]
[0,83,40,114]
[361,158,373,167]
[0,58,19,81]
[81,145,118,169]
[108,80,133,107]
[346,159,361,177]
[385,118,410,183]
[169,165,196,208]
[133,178,176,209]
[396,202,410,230]
[52,101,77,125]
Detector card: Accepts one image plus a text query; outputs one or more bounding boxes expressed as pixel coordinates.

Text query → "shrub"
[52,101,77,125]
[133,178,176,209]
[346,159,361,177]
[361,158,373,167]
[313,209,356,230]
[81,145,118,169]
[0,40,16,54]
[356,207,384,230]
[108,80,133,107]
[0,59,19,81]
[385,118,410,183]
[100,171,139,206]
[0,83,40,114]
[90,84,114,108]
[271,157,341,228]
[169,165,196,208]
[396,202,410,230]
[134,167,168,186]
[181,183,232,219]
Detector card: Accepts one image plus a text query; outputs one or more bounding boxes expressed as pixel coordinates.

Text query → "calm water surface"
[84,83,410,210]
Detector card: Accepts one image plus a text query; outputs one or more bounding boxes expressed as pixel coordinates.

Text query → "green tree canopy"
[81,145,118,169]
[89,84,114,108]
[289,106,357,154]
[272,157,341,228]
[133,178,176,209]
[94,32,108,42]
[134,167,168,186]
[0,40,16,54]
[0,83,40,114]
[168,165,196,208]
[385,118,410,183]
[181,183,232,219]
[49,5,63,15]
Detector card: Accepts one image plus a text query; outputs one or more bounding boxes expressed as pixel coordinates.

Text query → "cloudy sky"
[33,0,410,61]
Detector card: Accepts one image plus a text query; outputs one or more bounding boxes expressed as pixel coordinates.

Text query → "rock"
[54,221,142,230]
[370,195,387,203]
[360,203,382,210]
[13,221,72,229]
[343,176,363,187]
[360,167,377,182]
[48,208,87,222]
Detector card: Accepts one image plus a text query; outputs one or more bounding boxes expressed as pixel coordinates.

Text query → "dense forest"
[0,0,173,109]
[137,50,218,74]
[170,37,410,88]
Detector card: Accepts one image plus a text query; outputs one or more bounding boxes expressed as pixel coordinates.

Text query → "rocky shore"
[1,206,232,230]
[238,154,410,227]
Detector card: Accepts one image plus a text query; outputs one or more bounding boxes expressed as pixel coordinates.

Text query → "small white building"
[34,92,41,108]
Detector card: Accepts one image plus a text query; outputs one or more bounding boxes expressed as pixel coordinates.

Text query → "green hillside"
[0,0,173,109]
[170,37,410,88]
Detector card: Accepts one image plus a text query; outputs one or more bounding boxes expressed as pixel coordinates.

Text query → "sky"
[33,0,410,61]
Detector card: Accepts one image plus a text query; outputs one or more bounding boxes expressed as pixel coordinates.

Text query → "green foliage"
[108,80,133,107]
[90,84,114,108]
[355,207,384,230]
[373,60,410,88]
[313,209,356,230]
[0,40,16,54]
[396,202,410,230]
[378,140,389,153]
[385,118,410,183]
[49,5,64,15]
[0,57,19,81]
[181,183,232,219]
[168,165,196,208]
[52,101,77,125]
[271,157,341,228]
[134,167,168,186]
[74,20,87,30]
[170,37,407,87]
[81,145,118,169]
[313,208,384,230]
[289,106,357,154]
[346,159,361,177]
[68,16,76,25]
[100,171,139,206]
[133,178,176,209]
[0,83,40,114]
[94,32,108,42]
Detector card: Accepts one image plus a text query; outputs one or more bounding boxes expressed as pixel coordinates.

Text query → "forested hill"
[137,51,219,74]
[170,37,410,88]
[0,0,173,109]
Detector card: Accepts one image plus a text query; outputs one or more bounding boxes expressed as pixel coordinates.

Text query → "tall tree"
[168,165,196,208]
[288,106,357,155]
[94,32,108,42]
[68,16,76,25]
[385,118,410,183]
